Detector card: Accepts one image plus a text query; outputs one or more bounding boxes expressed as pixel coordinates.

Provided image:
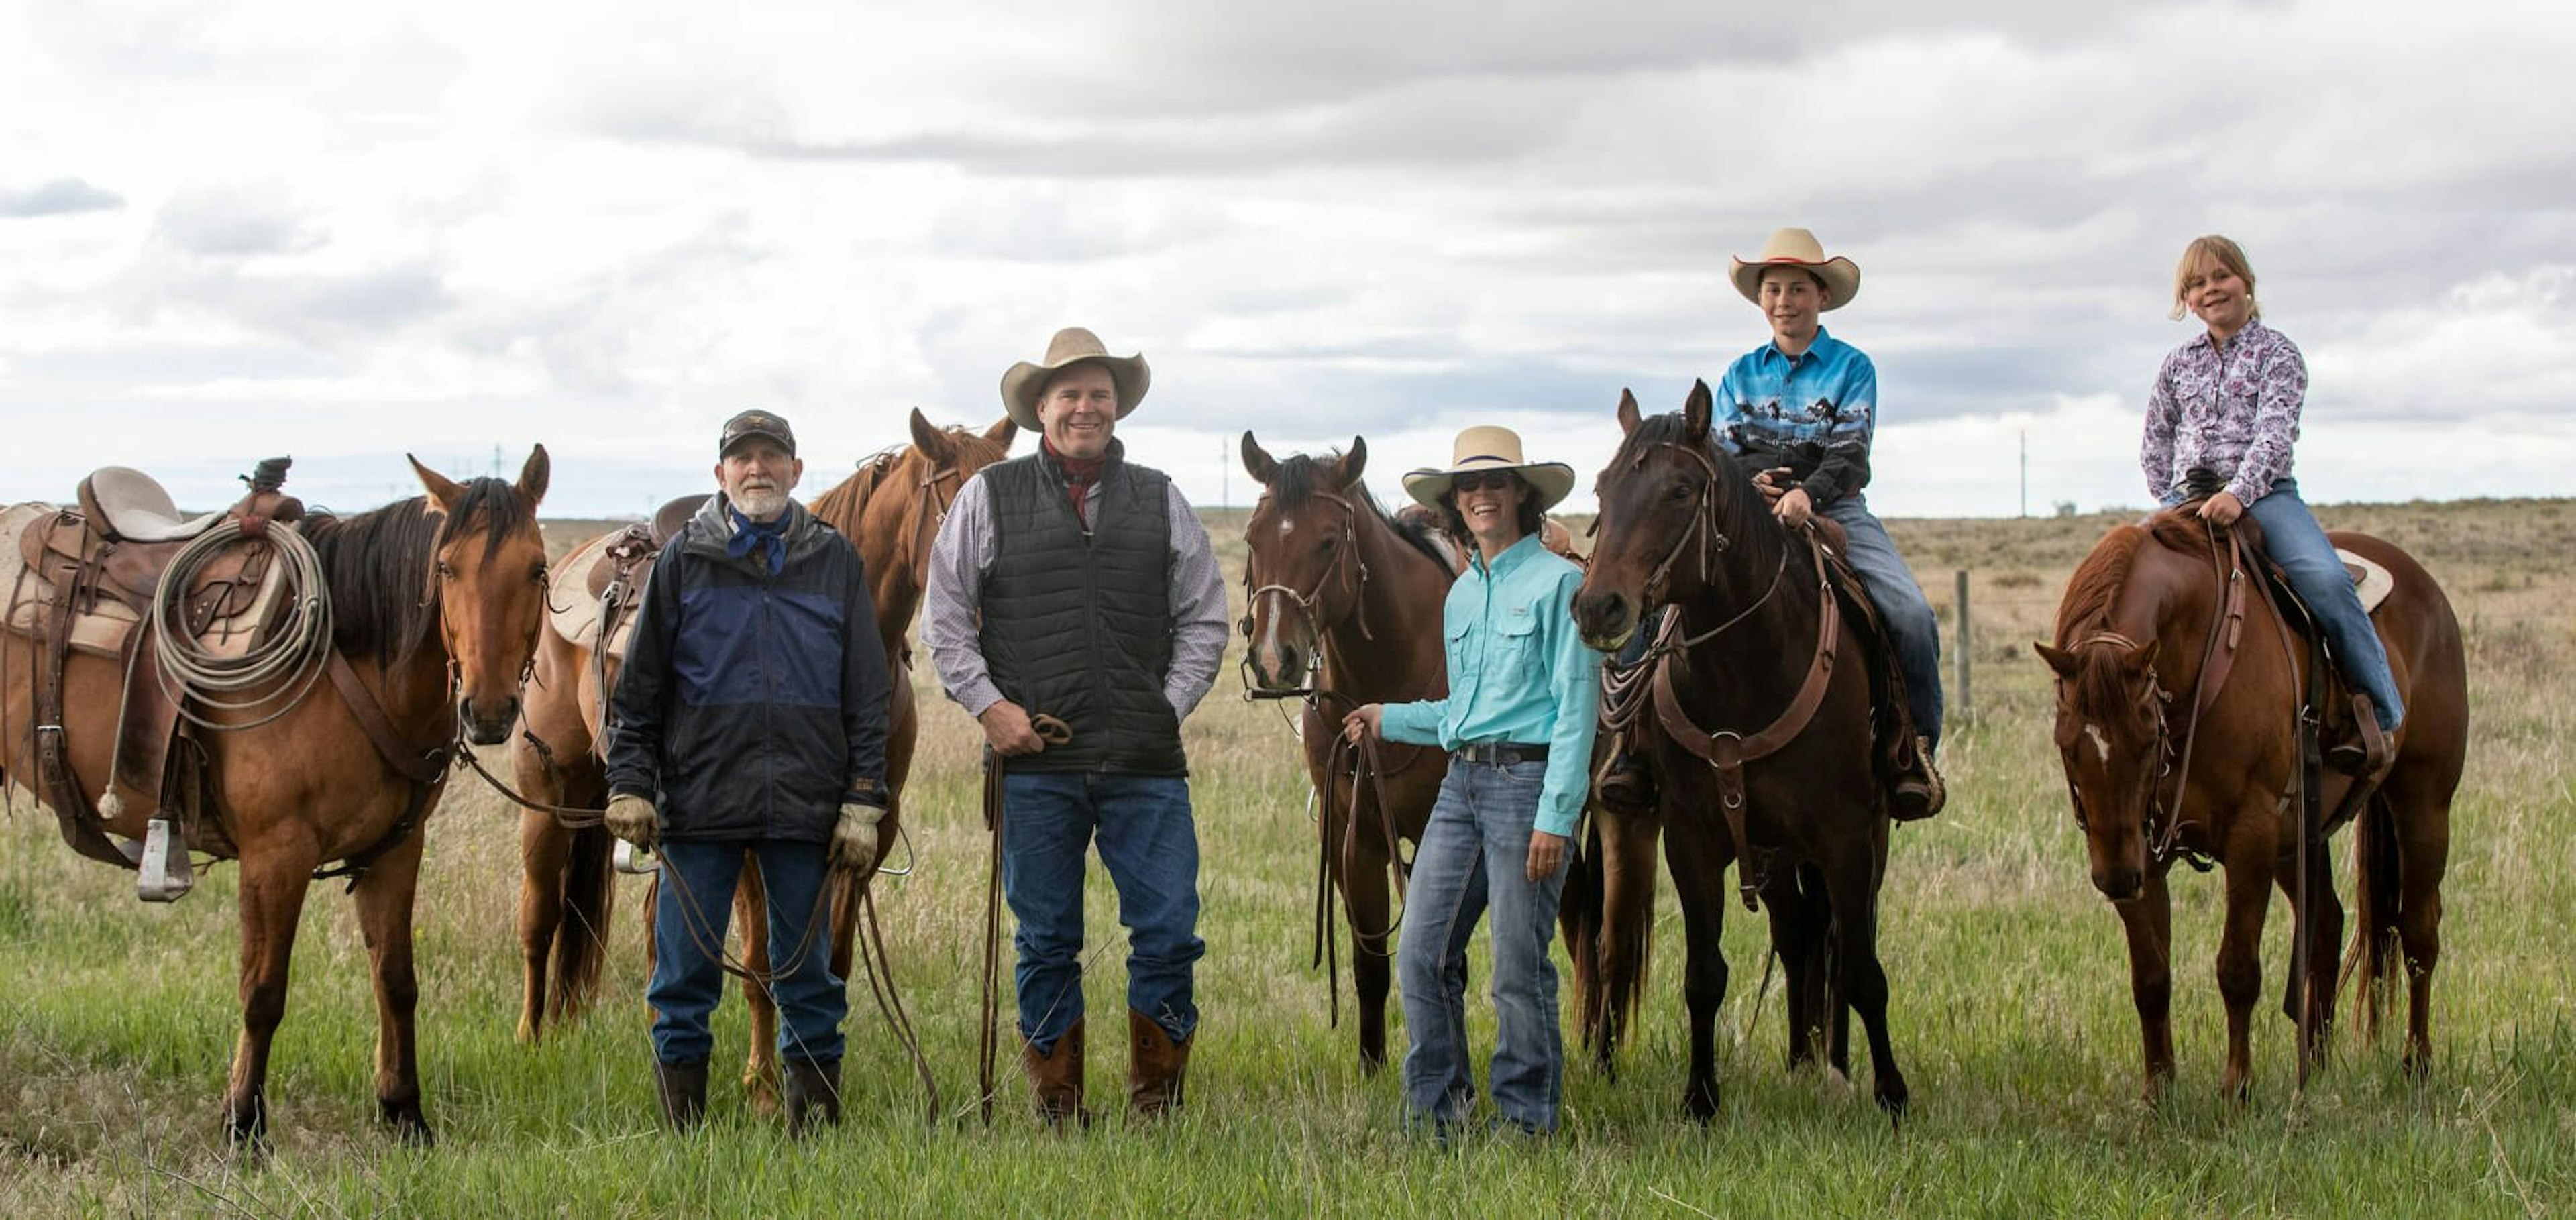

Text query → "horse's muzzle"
[2092,863,2145,903]
[1572,590,1637,654]
[459,695,519,746]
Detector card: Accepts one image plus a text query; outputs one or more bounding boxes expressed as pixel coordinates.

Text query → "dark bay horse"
[509,410,1010,1111]
[1238,433,1458,1069]
[1568,384,1909,1119]
[2035,508,2465,1101]
[1,449,551,1146]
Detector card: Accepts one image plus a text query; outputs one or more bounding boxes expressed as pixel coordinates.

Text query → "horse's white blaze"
[2084,722,2112,763]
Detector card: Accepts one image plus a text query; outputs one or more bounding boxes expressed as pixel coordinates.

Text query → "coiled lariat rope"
[148,520,334,732]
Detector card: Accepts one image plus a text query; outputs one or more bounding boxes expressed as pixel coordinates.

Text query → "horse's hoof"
[1684,1082,1721,1123]
[380,1099,436,1148]
[1875,1076,1910,1119]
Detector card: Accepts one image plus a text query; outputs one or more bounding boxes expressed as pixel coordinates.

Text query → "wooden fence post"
[1953,569,1972,727]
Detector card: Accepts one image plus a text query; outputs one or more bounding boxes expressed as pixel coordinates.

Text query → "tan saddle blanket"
[546,495,706,659]
[0,502,291,659]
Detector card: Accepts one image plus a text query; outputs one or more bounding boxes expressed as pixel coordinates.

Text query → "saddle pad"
[0,502,292,661]
[2338,549,2394,616]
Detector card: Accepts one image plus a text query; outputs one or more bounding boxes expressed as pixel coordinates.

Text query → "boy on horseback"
[1601,227,1946,820]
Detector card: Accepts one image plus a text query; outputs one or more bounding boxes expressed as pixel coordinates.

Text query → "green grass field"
[6,500,2573,1216]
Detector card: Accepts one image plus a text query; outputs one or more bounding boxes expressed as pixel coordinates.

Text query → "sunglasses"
[1450,469,1521,494]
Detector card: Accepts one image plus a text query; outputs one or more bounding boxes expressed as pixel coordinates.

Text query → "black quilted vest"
[979,445,1185,775]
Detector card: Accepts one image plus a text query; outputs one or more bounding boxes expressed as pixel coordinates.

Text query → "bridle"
[1238,490,1373,698]
[1625,439,1735,612]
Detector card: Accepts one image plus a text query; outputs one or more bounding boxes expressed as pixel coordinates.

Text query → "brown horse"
[1238,433,1458,1069]
[2035,508,2465,1101]
[1568,384,1909,1119]
[508,410,1012,1111]
[1,449,551,1146]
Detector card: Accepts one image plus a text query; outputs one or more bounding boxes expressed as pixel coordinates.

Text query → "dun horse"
[510,410,1011,1111]
[0,449,551,1145]
[2036,508,2465,1100]
[1568,385,1910,1119]
[1238,434,1459,1068]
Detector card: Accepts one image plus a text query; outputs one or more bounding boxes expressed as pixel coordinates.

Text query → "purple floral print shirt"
[2139,318,2306,506]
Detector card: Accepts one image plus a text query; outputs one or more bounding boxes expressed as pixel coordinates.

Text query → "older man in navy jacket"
[605,409,892,1135]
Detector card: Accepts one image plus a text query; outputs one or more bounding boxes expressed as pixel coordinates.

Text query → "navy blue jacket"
[605,496,892,843]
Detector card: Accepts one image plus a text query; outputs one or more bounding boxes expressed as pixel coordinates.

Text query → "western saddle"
[1,459,304,897]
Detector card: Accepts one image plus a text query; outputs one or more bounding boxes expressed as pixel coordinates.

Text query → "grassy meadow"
[5,497,2574,1216]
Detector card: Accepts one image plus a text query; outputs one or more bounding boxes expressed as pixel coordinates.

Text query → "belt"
[1454,742,1550,766]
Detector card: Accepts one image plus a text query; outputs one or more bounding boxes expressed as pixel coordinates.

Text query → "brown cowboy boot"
[783,1058,841,1135]
[1128,1009,1192,1118]
[654,1059,708,1133]
[1890,735,1945,822]
[1024,1019,1088,1127]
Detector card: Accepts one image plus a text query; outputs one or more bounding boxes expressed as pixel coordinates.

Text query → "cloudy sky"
[4,0,2569,520]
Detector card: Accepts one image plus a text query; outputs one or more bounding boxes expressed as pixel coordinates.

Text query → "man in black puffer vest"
[603,409,892,1136]
[925,327,1229,1125]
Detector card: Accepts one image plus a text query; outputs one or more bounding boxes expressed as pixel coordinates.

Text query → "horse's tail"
[547,824,618,1025]
[2343,791,2404,1042]
[1572,804,1660,1068]
[1564,814,1608,1050]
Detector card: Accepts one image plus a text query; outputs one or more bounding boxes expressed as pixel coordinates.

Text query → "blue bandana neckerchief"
[727,506,789,575]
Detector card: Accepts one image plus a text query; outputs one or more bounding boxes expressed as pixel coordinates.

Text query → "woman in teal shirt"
[1344,425,1601,1135]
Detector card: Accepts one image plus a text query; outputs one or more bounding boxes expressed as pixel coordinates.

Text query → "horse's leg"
[2216,837,2277,1103]
[1824,830,1907,1117]
[2113,869,2178,1104]
[223,834,321,1147]
[1762,865,1830,1073]
[2272,852,2344,1081]
[1663,811,1731,1122]
[2383,775,2452,1080]
[738,851,782,1117]
[352,826,435,1145]
[1348,824,1396,1075]
[516,807,572,1044]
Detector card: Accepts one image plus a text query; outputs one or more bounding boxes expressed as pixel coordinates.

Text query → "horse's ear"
[2033,641,2078,677]
[1617,388,1642,436]
[1683,379,1714,440]
[516,444,550,508]
[1335,436,1368,488]
[910,407,953,463]
[409,454,464,512]
[1242,431,1279,484]
[985,417,1018,449]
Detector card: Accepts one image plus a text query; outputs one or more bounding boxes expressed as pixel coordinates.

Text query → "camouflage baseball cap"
[719,409,796,457]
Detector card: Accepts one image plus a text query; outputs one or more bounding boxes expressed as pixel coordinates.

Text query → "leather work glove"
[604,793,659,850]
[831,801,885,873]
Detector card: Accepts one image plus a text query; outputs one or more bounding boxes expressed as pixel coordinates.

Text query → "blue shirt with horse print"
[1715,325,1878,506]
[1379,533,1601,838]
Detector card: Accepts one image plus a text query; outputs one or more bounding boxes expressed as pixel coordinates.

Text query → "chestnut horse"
[1568,385,1909,1119]
[1238,433,1459,1069]
[2035,507,2465,1101]
[0,449,551,1146]
[509,410,1011,1111]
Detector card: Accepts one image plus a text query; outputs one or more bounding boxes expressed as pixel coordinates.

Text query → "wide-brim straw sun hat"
[1400,425,1576,513]
[1729,227,1861,311]
[999,327,1152,431]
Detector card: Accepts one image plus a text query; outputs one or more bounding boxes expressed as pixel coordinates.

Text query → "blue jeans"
[649,838,845,1066]
[2242,479,2405,730]
[1398,757,1569,1133]
[1819,494,1945,749]
[1000,772,1204,1051]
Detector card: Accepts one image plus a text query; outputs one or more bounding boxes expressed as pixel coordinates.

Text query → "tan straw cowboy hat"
[1730,227,1861,311]
[1401,425,1576,512]
[999,326,1152,431]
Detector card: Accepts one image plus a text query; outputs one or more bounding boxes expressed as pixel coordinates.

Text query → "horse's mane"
[2053,509,2210,711]
[304,477,530,667]
[1269,451,1454,575]
[810,427,1014,532]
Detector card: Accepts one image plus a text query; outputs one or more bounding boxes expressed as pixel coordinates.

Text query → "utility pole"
[2018,429,2027,519]
[1220,435,1230,510]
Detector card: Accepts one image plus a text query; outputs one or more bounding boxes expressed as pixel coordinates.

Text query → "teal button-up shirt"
[1381,534,1602,837]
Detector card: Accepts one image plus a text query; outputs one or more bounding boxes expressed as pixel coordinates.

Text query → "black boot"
[2325,694,2395,782]
[784,1058,842,1135]
[1890,735,1945,822]
[1596,745,1656,815]
[655,1059,709,1133]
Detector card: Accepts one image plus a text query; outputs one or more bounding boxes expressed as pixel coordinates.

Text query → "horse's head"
[1240,431,1372,693]
[2035,633,2169,901]
[1572,381,1752,651]
[408,446,551,746]
[900,408,1015,579]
